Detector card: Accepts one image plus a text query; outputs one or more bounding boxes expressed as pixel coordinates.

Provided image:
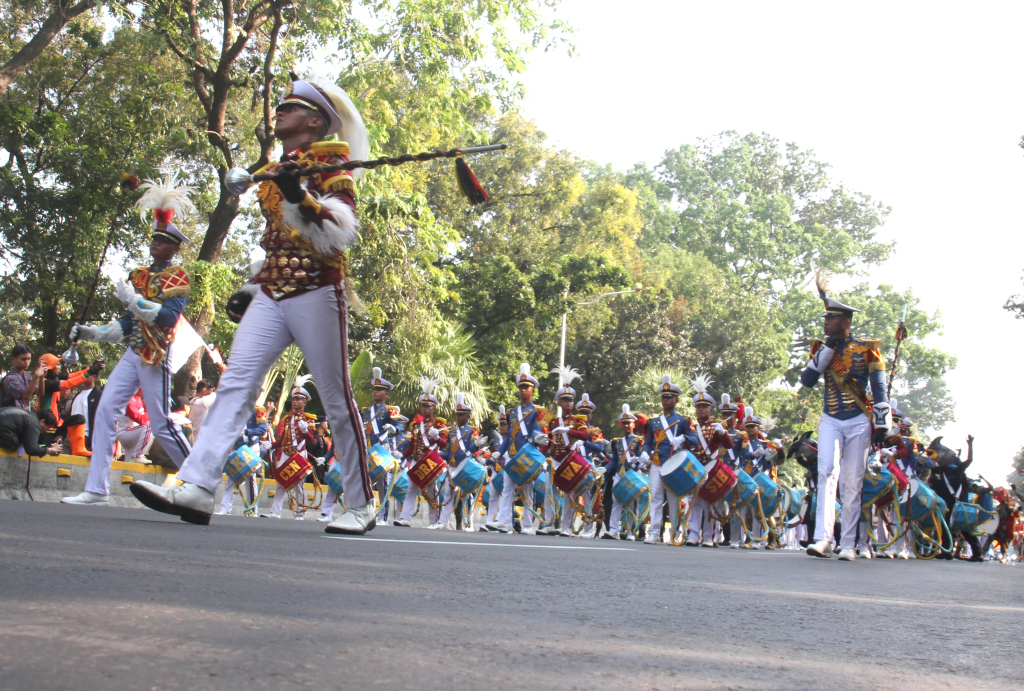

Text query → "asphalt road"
[0,500,1020,690]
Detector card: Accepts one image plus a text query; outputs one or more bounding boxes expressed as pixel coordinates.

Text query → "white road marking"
[324,536,636,551]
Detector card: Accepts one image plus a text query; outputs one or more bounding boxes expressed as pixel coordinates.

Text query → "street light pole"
[558,286,647,387]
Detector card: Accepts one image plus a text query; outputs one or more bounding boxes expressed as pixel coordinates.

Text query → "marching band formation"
[52,76,1020,563]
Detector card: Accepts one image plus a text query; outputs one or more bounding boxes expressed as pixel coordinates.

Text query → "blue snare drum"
[534,471,548,507]
[950,501,979,533]
[325,461,344,496]
[452,457,487,495]
[367,443,397,483]
[505,443,546,488]
[614,468,649,505]
[861,466,894,507]
[977,492,999,534]
[224,445,261,486]
[491,469,504,496]
[905,478,938,522]
[391,469,409,504]
[919,495,947,531]
[728,468,757,510]
[659,450,706,497]
[782,485,804,522]
[753,472,782,515]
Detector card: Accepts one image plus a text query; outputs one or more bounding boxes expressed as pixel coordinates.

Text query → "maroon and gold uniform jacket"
[272,411,318,461]
[402,414,450,463]
[691,418,734,466]
[546,412,590,463]
[253,141,357,301]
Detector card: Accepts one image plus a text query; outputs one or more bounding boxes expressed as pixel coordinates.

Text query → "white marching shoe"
[61,491,110,506]
[486,521,511,533]
[129,481,214,525]
[537,525,557,535]
[317,513,333,523]
[393,518,412,527]
[521,523,538,535]
[558,527,574,537]
[858,548,873,559]
[261,512,282,519]
[837,548,857,561]
[643,532,662,545]
[325,502,377,535]
[806,539,834,558]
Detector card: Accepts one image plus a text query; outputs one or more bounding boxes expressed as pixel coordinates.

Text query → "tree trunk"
[197,187,239,263]
[0,1,99,95]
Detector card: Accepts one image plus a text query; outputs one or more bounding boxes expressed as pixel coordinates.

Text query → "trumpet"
[224,143,508,203]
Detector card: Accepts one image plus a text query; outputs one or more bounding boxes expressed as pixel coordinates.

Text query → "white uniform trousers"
[561,488,593,533]
[485,480,500,524]
[398,479,441,524]
[436,478,457,527]
[176,286,373,508]
[320,489,341,518]
[85,347,191,495]
[496,473,535,527]
[117,422,152,461]
[608,474,625,532]
[687,495,716,542]
[814,413,872,550]
[648,463,680,541]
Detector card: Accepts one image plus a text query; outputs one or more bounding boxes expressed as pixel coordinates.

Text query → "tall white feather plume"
[761,414,777,433]
[580,393,591,405]
[419,375,440,397]
[294,373,314,389]
[309,79,370,176]
[135,173,197,221]
[520,363,531,377]
[550,364,580,385]
[745,406,755,422]
[662,374,671,385]
[689,372,713,395]
[721,393,731,407]
[372,367,382,380]
[622,403,631,415]
[456,392,465,407]
[499,405,505,415]
[889,398,898,409]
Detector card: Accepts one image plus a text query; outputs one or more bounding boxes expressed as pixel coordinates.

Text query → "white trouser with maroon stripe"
[177,286,373,506]
[85,347,190,495]
[117,422,152,461]
[815,413,871,550]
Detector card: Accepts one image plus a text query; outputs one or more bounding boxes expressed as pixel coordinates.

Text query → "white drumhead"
[661,450,688,475]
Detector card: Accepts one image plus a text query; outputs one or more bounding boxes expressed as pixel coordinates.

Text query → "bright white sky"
[517,1,1024,484]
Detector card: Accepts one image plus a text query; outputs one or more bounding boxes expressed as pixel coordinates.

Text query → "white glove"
[552,426,570,435]
[391,449,403,459]
[314,456,326,466]
[872,402,892,432]
[713,423,727,435]
[531,431,548,446]
[639,451,651,469]
[298,420,309,434]
[427,427,440,441]
[880,447,896,462]
[474,436,490,449]
[753,446,766,458]
[128,298,162,324]
[260,440,272,453]
[383,423,397,437]
[595,466,606,475]
[808,344,835,374]
[113,279,137,304]
[70,321,124,344]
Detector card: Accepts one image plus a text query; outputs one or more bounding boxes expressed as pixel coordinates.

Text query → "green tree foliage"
[0,16,190,350]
